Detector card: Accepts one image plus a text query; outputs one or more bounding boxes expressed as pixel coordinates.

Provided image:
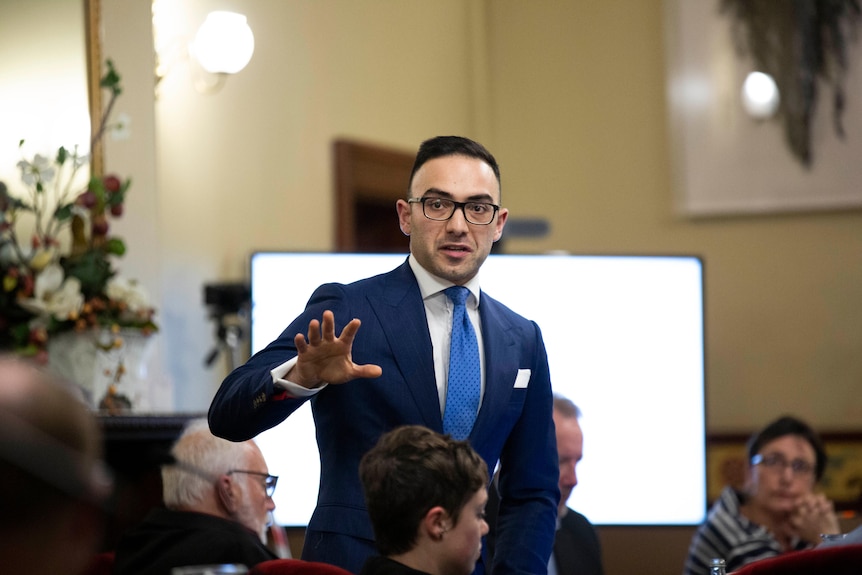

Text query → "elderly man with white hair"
[113,419,278,575]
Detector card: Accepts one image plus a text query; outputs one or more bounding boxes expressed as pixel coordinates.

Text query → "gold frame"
[84,0,103,176]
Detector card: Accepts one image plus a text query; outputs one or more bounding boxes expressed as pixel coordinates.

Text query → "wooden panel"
[334,139,414,252]
[98,413,203,551]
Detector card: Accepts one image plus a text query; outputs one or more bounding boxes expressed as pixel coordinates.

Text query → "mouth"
[440,244,473,258]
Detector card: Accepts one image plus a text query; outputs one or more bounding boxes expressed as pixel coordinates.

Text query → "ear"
[217,475,239,514]
[492,207,508,242]
[421,506,451,542]
[396,199,412,236]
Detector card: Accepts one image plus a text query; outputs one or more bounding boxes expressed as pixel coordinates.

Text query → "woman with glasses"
[683,416,841,575]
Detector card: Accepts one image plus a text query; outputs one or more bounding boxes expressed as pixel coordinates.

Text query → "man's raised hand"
[289,310,383,388]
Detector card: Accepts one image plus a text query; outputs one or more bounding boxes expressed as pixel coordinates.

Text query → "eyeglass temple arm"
[159,452,220,483]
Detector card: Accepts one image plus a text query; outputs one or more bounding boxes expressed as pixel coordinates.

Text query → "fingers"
[791,493,841,542]
[338,317,362,344]
[321,310,337,341]
[298,313,358,347]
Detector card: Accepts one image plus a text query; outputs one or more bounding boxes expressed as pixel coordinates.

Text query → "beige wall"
[485,0,862,432]
[96,1,862,425]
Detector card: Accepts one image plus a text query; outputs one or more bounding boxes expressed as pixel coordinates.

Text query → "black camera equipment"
[203,282,250,371]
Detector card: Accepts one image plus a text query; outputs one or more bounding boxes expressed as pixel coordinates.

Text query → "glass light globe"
[741,71,780,119]
[192,11,255,75]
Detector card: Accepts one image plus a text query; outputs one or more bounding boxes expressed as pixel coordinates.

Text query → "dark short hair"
[746,415,828,481]
[407,135,501,198]
[359,425,489,556]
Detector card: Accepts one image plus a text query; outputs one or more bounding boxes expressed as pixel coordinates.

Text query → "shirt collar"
[408,254,481,306]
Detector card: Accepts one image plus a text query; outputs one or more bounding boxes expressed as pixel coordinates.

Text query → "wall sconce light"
[741,71,780,119]
[153,7,254,95]
[191,11,255,75]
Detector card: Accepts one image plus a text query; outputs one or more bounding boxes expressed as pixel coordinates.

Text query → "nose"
[445,205,470,233]
[778,463,795,482]
[560,463,577,489]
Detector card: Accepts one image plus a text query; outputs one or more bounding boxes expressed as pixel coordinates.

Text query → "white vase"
[47,328,155,413]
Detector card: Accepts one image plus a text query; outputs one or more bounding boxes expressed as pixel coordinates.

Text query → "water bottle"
[709,558,727,575]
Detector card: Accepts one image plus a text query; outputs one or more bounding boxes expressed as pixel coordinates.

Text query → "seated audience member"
[0,356,111,575]
[684,415,840,575]
[0,355,112,575]
[486,394,603,575]
[113,419,278,575]
[358,425,490,575]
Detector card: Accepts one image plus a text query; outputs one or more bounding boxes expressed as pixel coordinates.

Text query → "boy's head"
[359,425,489,573]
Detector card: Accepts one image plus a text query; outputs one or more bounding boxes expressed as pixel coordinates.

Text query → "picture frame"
[664,0,862,216]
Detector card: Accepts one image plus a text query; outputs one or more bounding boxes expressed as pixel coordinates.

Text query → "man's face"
[397,155,508,285]
[554,411,584,516]
[233,445,276,541]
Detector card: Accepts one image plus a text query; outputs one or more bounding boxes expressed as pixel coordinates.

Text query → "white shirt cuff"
[270,357,327,398]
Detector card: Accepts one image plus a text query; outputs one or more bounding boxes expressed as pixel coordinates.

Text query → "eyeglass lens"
[755,453,814,476]
[228,470,278,496]
[417,197,497,225]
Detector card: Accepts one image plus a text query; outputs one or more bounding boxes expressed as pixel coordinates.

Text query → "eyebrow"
[421,188,497,202]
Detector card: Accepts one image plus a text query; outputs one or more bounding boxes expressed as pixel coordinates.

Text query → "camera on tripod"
[203,282,250,370]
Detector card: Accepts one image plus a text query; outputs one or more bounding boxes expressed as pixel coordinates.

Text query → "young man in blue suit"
[208,136,559,575]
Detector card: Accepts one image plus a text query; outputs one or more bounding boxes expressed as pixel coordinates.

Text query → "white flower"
[18,263,84,320]
[17,154,55,186]
[110,112,132,141]
[106,277,151,312]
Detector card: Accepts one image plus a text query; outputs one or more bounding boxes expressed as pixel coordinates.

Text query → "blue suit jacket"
[209,260,559,575]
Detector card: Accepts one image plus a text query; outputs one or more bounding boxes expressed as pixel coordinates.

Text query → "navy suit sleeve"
[208,283,352,441]
[490,320,560,575]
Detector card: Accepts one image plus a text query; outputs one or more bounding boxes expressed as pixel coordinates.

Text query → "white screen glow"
[250,252,707,527]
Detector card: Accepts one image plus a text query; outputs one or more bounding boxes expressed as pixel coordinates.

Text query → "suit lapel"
[367,262,443,430]
[472,294,518,438]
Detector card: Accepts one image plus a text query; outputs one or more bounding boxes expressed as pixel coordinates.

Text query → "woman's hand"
[789,492,840,545]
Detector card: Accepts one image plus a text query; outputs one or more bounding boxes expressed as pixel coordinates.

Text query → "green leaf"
[101,59,123,96]
[54,202,75,221]
[105,238,126,256]
[63,252,114,297]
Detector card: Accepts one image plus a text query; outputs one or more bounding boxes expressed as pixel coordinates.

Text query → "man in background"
[550,395,604,575]
[113,419,278,575]
[0,355,112,575]
[486,394,604,575]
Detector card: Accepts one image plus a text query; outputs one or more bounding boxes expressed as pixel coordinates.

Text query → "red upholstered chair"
[250,559,354,575]
[77,551,115,575]
[730,544,862,575]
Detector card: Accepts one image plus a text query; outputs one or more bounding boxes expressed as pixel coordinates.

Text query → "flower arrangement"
[0,60,157,362]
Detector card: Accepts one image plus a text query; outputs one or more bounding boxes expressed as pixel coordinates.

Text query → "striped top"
[683,486,809,575]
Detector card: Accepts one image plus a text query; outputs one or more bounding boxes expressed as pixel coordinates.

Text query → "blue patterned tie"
[443,286,480,440]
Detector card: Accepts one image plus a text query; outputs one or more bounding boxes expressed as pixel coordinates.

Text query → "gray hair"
[552,393,582,420]
[162,418,255,509]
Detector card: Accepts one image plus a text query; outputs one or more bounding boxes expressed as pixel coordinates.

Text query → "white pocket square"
[513,369,531,389]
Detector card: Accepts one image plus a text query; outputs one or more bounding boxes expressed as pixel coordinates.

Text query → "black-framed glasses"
[751,453,815,478]
[228,469,279,496]
[407,197,500,225]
